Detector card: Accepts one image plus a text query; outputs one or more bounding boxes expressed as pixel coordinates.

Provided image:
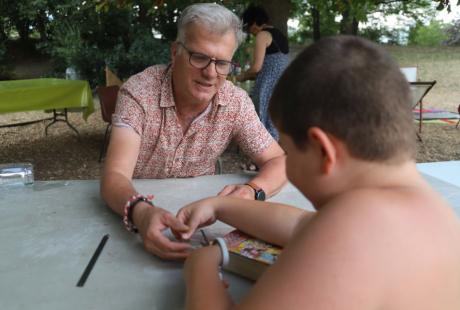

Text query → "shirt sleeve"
[112,82,145,136]
[233,91,274,157]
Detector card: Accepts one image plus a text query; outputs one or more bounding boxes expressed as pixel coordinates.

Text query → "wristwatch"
[245,182,266,201]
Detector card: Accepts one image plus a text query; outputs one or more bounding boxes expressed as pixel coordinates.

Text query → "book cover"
[223,230,282,281]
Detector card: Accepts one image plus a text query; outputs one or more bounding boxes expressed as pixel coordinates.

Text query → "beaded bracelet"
[123,194,154,233]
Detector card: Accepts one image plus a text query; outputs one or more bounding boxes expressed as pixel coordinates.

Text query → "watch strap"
[245,181,265,200]
[245,181,262,192]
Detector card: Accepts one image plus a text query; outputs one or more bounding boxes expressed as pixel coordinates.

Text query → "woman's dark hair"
[242,5,269,30]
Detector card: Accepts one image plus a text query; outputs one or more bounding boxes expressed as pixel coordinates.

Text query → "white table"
[0,174,311,310]
[1,171,459,309]
[417,161,460,188]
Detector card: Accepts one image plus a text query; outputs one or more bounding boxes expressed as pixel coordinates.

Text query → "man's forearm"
[251,155,287,198]
[100,171,138,216]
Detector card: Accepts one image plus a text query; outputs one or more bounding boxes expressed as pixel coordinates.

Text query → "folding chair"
[409,81,436,135]
[400,66,418,82]
[457,104,460,129]
[105,66,123,87]
[96,85,119,162]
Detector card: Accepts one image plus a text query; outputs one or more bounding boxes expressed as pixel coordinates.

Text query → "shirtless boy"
[176,35,460,310]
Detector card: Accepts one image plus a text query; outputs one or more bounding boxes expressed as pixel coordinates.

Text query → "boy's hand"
[175,198,218,240]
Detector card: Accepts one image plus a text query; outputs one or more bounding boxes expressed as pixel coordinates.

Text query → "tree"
[444,19,460,45]
[408,19,448,46]
[257,0,292,37]
[290,0,438,42]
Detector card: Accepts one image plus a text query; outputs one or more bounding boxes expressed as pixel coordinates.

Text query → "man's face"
[171,23,237,107]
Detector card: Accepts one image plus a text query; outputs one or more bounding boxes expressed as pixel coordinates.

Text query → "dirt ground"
[0,104,459,180]
[0,107,247,180]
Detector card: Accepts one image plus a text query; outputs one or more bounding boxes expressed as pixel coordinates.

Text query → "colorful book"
[222,230,282,281]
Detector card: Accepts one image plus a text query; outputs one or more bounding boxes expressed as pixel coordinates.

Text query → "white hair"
[177,3,246,48]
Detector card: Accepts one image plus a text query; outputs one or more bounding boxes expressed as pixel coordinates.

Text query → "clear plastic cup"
[0,163,34,186]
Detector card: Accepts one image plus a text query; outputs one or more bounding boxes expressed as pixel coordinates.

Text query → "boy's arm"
[184,197,389,310]
[177,196,315,247]
[216,197,314,246]
[235,195,393,310]
[184,246,233,310]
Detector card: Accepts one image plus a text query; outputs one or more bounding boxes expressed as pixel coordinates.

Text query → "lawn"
[386,45,460,112]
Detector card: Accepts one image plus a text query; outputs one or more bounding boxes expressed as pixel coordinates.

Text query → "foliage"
[0,39,10,79]
[444,20,460,45]
[105,27,170,80]
[289,0,340,43]
[1,0,460,84]
[289,0,434,42]
[408,20,448,46]
[35,1,171,86]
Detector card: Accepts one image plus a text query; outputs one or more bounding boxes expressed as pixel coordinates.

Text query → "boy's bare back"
[250,162,460,309]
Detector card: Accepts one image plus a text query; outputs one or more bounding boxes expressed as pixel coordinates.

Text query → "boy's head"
[269,35,415,163]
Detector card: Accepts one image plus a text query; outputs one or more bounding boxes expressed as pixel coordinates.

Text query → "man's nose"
[202,61,218,78]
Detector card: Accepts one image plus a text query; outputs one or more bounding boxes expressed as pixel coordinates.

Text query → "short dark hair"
[269,35,416,162]
[242,5,269,29]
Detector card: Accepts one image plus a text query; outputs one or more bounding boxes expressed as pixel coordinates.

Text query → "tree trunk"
[339,0,359,35]
[36,11,48,41]
[138,2,150,26]
[0,23,7,41]
[16,20,30,43]
[260,0,291,37]
[352,17,358,35]
[311,7,321,41]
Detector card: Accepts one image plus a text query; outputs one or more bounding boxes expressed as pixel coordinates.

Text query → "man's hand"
[218,184,254,200]
[134,203,191,260]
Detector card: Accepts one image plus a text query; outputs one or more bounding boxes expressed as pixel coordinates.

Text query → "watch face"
[255,190,266,201]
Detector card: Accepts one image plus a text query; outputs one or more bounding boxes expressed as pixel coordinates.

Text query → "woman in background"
[237,5,289,141]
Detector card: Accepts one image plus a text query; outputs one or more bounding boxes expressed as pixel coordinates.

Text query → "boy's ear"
[307,127,338,175]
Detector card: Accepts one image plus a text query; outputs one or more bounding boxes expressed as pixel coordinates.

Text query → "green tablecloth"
[0,78,94,120]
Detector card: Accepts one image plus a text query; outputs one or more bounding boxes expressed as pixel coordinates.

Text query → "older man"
[100,3,287,259]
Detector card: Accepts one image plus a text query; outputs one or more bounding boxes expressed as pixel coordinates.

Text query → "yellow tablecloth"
[0,78,94,120]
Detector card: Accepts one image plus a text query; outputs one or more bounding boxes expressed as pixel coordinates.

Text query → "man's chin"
[192,90,216,104]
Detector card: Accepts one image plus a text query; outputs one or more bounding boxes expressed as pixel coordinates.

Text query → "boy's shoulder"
[313,185,455,231]
[282,185,460,308]
[298,184,460,264]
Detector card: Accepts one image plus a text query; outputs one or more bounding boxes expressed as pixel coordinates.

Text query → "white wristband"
[214,237,229,267]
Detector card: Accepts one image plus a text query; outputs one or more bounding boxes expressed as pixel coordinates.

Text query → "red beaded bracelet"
[123,194,154,233]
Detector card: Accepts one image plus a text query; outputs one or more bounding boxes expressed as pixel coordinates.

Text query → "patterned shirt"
[113,64,273,179]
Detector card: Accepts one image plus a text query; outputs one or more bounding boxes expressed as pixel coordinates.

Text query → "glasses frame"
[177,42,235,76]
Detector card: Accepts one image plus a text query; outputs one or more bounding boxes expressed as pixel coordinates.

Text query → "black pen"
[200,229,210,246]
[76,234,109,287]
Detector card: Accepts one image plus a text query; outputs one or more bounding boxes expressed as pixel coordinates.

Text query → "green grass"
[385,46,460,112]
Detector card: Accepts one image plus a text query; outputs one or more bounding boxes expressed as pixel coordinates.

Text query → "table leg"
[419,100,423,134]
[45,109,80,138]
[0,117,54,128]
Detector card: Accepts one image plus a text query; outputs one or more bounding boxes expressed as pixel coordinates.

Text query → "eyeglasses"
[177,42,235,75]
